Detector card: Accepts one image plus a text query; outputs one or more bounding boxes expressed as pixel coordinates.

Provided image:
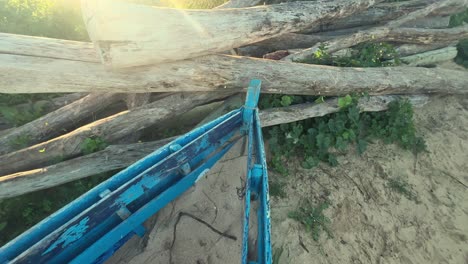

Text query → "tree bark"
[396,43,457,57]
[2,53,468,95]
[0,92,232,175]
[0,95,429,199]
[396,47,458,66]
[81,0,378,67]
[0,93,123,155]
[304,0,438,33]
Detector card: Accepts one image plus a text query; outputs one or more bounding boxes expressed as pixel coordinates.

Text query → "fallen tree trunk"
[0,95,429,199]
[0,93,123,155]
[81,0,378,67]
[2,53,468,95]
[0,92,232,175]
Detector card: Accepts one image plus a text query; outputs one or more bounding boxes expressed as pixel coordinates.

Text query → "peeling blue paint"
[43,217,90,256]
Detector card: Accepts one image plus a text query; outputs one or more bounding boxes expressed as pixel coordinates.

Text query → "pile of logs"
[0,0,467,199]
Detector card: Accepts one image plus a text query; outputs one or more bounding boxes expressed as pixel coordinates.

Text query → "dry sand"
[108,95,468,264]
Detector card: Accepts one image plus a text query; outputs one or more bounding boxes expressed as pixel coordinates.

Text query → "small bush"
[288,200,333,241]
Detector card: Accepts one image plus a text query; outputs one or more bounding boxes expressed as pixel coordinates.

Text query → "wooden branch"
[2,52,468,95]
[0,95,429,199]
[396,47,458,66]
[0,93,123,155]
[396,43,457,57]
[283,25,468,62]
[400,16,450,29]
[0,92,232,175]
[81,0,378,67]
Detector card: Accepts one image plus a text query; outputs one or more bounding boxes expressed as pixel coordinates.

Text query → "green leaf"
[315,96,325,104]
[302,156,319,169]
[280,96,293,107]
[338,95,352,108]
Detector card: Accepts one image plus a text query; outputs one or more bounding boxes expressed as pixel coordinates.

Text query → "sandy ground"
[270,95,468,264]
[108,94,468,264]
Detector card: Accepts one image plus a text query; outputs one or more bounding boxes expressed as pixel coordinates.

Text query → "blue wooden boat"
[0,80,272,264]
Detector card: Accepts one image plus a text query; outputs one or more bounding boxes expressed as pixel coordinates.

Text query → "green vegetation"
[0,101,47,126]
[0,0,87,40]
[455,39,468,68]
[288,199,332,241]
[262,43,425,175]
[299,42,400,68]
[269,180,287,198]
[449,8,468,28]
[81,137,108,155]
[387,178,418,201]
[450,8,468,68]
[0,172,114,246]
[262,94,425,174]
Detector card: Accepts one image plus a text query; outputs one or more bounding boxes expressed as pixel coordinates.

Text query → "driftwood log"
[2,53,468,95]
[0,92,233,175]
[0,93,123,155]
[283,0,468,61]
[0,95,429,199]
[397,47,458,66]
[283,25,468,62]
[81,0,378,67]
